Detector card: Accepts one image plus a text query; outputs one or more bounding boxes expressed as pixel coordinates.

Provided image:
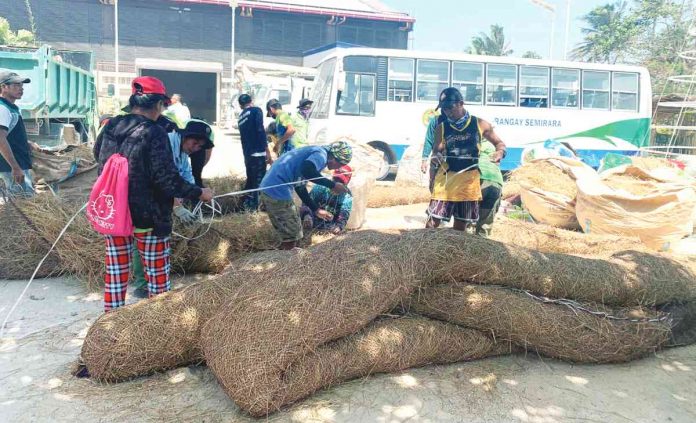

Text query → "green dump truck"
[0,45,96,146]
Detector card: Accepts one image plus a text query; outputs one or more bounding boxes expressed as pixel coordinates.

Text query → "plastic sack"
[519,157,596,229]
[576,166,696,251]
[521,140,577,165]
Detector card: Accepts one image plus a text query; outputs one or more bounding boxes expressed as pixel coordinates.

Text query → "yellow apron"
[431,163,482,202]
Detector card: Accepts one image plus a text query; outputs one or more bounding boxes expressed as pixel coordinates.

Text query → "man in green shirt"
[476,141,504,237]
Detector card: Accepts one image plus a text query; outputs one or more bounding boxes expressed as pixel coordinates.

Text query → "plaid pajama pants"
[103,231,171,311]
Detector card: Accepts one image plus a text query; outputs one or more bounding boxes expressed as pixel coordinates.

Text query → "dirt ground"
[2,132,696,422]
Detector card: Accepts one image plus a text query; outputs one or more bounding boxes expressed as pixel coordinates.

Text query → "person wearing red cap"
[299,165,353,235]
[93,76,214,311]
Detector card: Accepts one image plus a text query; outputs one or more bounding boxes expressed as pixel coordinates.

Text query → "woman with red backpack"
[92,76,213,311]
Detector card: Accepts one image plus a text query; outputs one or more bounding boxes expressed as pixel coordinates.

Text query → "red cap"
[333,165,352,185]
[131,76,170,105]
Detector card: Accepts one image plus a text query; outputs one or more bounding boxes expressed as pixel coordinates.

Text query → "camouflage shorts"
[260,192,303,242]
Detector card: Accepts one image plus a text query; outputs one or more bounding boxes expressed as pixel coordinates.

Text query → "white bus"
[304,46,652,179]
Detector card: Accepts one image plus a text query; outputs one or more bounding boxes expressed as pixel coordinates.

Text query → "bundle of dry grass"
[204,176,246,214]
[411,230,696,306]
[8,195,104,288]
[0,199,62,280]
[204,315,511,416]
[507,161,577,198]
[199,230,423,415]
[81,250,291,382]
[491,217,646,256]
[367,185,431,208]
[411,283,671,363]
[172,213,280,274]
[80,229,696,415]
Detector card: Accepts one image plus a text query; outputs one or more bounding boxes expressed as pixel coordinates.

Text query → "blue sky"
[381,0,611,60]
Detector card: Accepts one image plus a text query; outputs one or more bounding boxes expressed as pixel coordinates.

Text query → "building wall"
[1,0,410,119]
[1,0,409,69]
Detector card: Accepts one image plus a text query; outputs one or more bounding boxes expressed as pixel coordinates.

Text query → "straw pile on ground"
[80,229,696,416]
[491,217,646,256]
[0,199,62,280]
[367,185,431,208]
[206,315,512,413]
[204,176,246,214]
[507,160,577,198]
[410,283,670,363]
[0,193,284,285]
[5,195,104,287]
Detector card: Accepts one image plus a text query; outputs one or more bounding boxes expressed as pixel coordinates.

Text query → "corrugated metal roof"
[172,0,415,23]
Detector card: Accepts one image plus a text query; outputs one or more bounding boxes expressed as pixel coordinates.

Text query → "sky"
[380,0,611,60]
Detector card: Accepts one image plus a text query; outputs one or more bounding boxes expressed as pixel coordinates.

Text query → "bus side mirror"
[337,71,346,92]
[107,84,115,96]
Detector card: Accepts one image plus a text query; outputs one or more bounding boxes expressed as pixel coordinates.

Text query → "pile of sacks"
[511,156,696,251]
[79,229,696,416]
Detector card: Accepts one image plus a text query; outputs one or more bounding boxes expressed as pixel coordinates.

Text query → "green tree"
[0,16,36,47]
[630,0,694,93]
[468,24,513,56]
[522,51,542,59]
[571,1,645,64]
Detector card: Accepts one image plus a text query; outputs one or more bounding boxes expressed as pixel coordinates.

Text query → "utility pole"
[114,0,119,80]
[530,0,557,60]
[230,0,238,82]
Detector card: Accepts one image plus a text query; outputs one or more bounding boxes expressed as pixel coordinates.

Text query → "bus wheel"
[367,141,395,181]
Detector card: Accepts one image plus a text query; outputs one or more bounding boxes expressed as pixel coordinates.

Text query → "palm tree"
[522,51,542,59]
[571,1,644,64]
[468,24,513,56]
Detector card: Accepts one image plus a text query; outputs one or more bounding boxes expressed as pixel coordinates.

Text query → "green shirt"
[478,141,504,186]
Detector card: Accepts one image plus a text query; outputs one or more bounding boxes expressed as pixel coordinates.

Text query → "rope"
[510,287,670,324]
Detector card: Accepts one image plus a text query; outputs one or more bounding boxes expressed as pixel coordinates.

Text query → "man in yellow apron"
[426,87,507,232]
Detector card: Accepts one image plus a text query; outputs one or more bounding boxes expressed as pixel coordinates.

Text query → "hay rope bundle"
[490,217,647,256]
[81,229,696,416]
[0,199,62,280]
[410,283,671,363]
[8,195,104,288]
[205,315,512,416]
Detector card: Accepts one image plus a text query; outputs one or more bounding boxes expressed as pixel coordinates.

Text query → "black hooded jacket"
[94,114,202,236]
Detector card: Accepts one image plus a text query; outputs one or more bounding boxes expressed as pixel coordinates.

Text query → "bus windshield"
[310,58,336,119]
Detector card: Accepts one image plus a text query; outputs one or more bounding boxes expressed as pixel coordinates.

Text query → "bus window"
[416,60,449,102]
[486,64,517,106]
[452,62,483,104]
[337,72,376,116]
[270,89,292,105]
[310,58,336,119]
[582,70,610,110]
[519,66,549,108]
[551,68,580,108]
[388,58,415,102]
[612,72,639,111]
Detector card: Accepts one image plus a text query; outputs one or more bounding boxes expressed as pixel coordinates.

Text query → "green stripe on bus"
[556,118,651,147]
